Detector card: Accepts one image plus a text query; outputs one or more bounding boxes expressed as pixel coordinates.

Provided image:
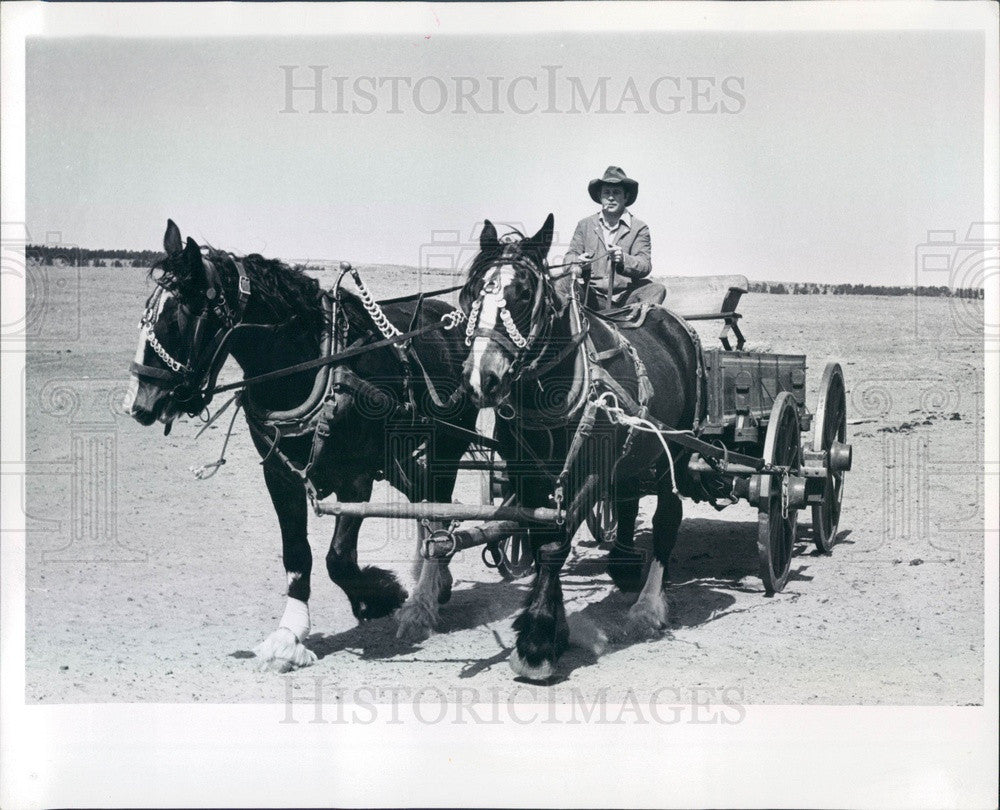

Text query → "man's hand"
[608,245,624,266]
[577,251,594,269]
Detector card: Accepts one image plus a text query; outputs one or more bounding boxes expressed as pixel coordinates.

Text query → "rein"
[209,311,463,396]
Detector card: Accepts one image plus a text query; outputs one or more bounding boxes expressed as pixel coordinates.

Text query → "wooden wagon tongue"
[313,499,561,524]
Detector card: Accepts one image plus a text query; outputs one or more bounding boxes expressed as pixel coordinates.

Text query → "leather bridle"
[464,250,555,371]
[130,253,251,415]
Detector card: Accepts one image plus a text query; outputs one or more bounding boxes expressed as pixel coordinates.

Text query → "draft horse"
[460,215,701,680]
[125,220,476,670]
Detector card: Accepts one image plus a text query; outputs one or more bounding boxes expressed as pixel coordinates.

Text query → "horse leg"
[252,465,318,672]
[325,473,408,621]
[509,479,574,680]
[607,477,645,592]
[510,527,572,680]
[627,470,682,638]
[395,434,467,643]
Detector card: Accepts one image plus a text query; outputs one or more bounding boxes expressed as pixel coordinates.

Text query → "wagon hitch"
[420,520,521,559]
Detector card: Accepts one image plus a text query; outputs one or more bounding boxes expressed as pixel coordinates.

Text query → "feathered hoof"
[608,546,645,593]
[352,566,408,621]
[253,627,317,673]
[509,647,555,682]
[395,596,437,643]
[626,596,669,639]
[510,611,566,682]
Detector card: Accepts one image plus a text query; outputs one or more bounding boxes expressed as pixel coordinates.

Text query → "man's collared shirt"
[598,209,631,249]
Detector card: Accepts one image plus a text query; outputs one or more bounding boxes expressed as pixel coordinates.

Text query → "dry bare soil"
[24,265,985,705]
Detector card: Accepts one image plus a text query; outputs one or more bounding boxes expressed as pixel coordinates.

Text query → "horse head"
[123,219,242,433]
[460,214,556,407]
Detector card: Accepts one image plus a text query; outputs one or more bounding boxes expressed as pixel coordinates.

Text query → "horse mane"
[150,246,328,335]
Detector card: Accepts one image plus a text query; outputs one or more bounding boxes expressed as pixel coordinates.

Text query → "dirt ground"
[23,265,985,704]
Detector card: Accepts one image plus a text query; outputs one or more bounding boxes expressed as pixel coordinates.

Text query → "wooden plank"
[703,349,807,426]
[652,274,750,317]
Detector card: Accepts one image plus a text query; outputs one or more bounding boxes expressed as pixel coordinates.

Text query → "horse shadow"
[552,515,837,680]
[303,517,852,681]
[303,576,529,664]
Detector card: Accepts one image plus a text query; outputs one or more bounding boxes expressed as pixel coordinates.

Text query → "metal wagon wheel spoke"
[811,362,850,553]
[755,392,802,595]
[484,461,535,581]
[586,500,618,547]
[496,531,535,580]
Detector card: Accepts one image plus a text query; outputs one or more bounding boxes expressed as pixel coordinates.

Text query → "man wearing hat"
[565,166,665,309]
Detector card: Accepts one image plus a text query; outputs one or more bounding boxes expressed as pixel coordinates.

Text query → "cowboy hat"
[588,166,638,206]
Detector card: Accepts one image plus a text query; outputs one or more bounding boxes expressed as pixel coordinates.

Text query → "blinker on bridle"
[131,252,251,414]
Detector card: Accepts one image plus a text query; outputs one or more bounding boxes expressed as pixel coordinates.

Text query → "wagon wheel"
[755,392,802,595]
[483,468,534,581]
[495,530,534,581]
[811,362,849,553]
[585,500,618,546]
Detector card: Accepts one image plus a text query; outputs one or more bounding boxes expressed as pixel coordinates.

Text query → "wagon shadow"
[554,516,824,679]
[304,577,529,663]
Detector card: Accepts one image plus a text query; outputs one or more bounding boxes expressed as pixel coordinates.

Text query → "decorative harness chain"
[465,266,532,351]
[140,306,190,374]
[350,267,402,339]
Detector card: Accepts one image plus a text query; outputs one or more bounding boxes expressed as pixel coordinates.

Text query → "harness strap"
[377,283,465,306]
[130,361,176,382]
[469,326,521,359]
[209,314,459,396]
[520,323,589,381]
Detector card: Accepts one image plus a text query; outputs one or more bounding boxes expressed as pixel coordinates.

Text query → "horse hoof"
[352,567,408,620]
[253,627,317,672]
[626,598,668,639]
[509,648,555,682]
[395,598,436,643]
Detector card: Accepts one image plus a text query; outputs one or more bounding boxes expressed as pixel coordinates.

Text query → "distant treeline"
[26,245,164,267]
[23,246,986,298]
[750,281,983,299]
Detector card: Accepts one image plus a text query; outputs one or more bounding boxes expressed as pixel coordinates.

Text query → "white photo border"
[2,2,997,808]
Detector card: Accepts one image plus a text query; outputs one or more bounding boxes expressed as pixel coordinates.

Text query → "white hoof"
[627,595,668,639]
[253,627,317,673]
[509,648,555,681]
[395,596,437,643]
[567,612,608,656]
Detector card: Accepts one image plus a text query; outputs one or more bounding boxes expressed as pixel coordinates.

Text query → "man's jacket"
[564,211,652,300]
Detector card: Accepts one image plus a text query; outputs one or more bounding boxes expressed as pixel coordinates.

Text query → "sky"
[26,31,985,284]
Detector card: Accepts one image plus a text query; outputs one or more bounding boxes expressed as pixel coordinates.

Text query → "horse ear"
[164,219,183,255]
[183,236,204,282]
[527,213,555,257]
[480,220,499,252]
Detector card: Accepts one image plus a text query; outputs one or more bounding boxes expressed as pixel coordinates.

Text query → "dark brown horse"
[460,215,701,680]
[125,220,476,670]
